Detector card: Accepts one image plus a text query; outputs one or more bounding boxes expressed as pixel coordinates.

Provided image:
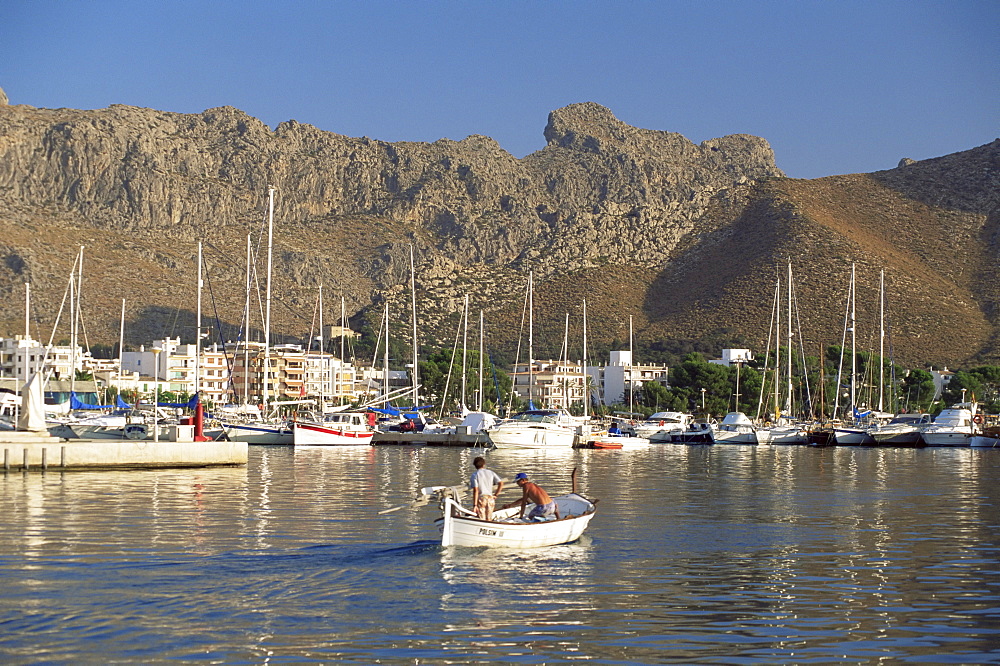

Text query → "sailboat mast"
[196,241,203,399]
[318,284,325,410]
[773,273,781,421]
[70,248,80,395]
[563,312,570,411]
[409,245,418,407]
[850,263,857,418]
[528,272,534,409]
[243,233,251,406]
[340,295,346,407]
[263,187,274,413]
[383,301,390,403]
[24,283,30,340]
[786,261,793,417]
[478,309,484,412]
[462,294,469,411]
[628,314,634,416]
[879,269,885,413]
[118,298,125,377]
[582,298,589,419]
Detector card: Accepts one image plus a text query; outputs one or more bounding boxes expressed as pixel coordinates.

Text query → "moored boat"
[589,433,652,449]
[292,411,374,446]
[970,425,1000,448]
[868,413,931,447]
[920,404,975,447]
[224,420,294,445]
[487,409,579,449]
[632,411,692,440]
[672,421,715,444]
[711,412,758,444]
[756,422,808,445]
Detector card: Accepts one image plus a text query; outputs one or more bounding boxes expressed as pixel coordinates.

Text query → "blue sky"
[3,1,997,179]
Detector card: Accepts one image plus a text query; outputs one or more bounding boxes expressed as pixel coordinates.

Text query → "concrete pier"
[0,431,248,471]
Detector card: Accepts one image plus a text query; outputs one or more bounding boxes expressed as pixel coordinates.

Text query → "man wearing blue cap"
[503,472,560,520]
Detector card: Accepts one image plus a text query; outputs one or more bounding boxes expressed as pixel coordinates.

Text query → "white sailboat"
[224,188,294,445]
[832,264,876,445]
[488,273,579,449]
[756,262,807,445]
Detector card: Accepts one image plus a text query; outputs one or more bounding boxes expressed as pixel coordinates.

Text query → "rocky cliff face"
[0,98,996,367]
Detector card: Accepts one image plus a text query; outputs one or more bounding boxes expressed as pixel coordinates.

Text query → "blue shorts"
[528,501,556,519]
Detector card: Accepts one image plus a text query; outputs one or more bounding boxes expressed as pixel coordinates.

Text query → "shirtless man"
[502,472,561,520]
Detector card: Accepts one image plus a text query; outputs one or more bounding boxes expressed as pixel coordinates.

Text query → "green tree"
[418,349,510,414]
[666,353,734,417]
[899,369,936,412]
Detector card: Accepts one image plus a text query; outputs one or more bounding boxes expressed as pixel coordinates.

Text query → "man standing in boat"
[470,456,504,521]
[503,472,561,520]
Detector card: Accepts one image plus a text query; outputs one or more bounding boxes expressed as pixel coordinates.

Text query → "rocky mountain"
[0,93,997,369]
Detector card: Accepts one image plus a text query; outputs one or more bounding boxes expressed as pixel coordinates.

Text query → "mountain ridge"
[0,98,996,368]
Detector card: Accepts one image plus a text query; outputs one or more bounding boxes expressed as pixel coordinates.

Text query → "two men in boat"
[470,460,560,522]
[503,472,560,520]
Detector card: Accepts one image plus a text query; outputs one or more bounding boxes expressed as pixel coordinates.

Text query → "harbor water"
[1,444,998,663]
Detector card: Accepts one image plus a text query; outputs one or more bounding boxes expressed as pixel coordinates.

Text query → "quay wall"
[0,432,248,471]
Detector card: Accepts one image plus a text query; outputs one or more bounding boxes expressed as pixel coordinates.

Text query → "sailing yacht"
[220,188,301,445]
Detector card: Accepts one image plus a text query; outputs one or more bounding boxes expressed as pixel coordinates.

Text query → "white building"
[709,349,754,367]
[587,351,671,407]
[0,335,89,381]
[509,359,589,411]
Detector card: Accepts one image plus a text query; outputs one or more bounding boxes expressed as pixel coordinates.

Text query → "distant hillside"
[0,96,996,368]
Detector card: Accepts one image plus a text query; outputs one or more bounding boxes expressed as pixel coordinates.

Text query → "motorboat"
[634,411,692,441]
[920,405,975,446]
[292,411,374,446]
[868,413,932,447]
[487,409,579,449]
[588,433,652,449]
[711,412,758,444]
[671,421,715,444]
[756,421,808,445]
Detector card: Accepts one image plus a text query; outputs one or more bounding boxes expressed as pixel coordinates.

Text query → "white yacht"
[634,411,692,441]
[756,421,808,445]
[920,405,975,447]
[487,409,579,449]
[711,412,758,444]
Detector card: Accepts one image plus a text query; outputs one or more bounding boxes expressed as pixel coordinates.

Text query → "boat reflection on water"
[438,538,597,631]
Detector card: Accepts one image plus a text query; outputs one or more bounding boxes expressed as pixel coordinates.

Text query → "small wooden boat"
[430,488,596,547]
[387,468,597,548]
[592,440,624,449]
